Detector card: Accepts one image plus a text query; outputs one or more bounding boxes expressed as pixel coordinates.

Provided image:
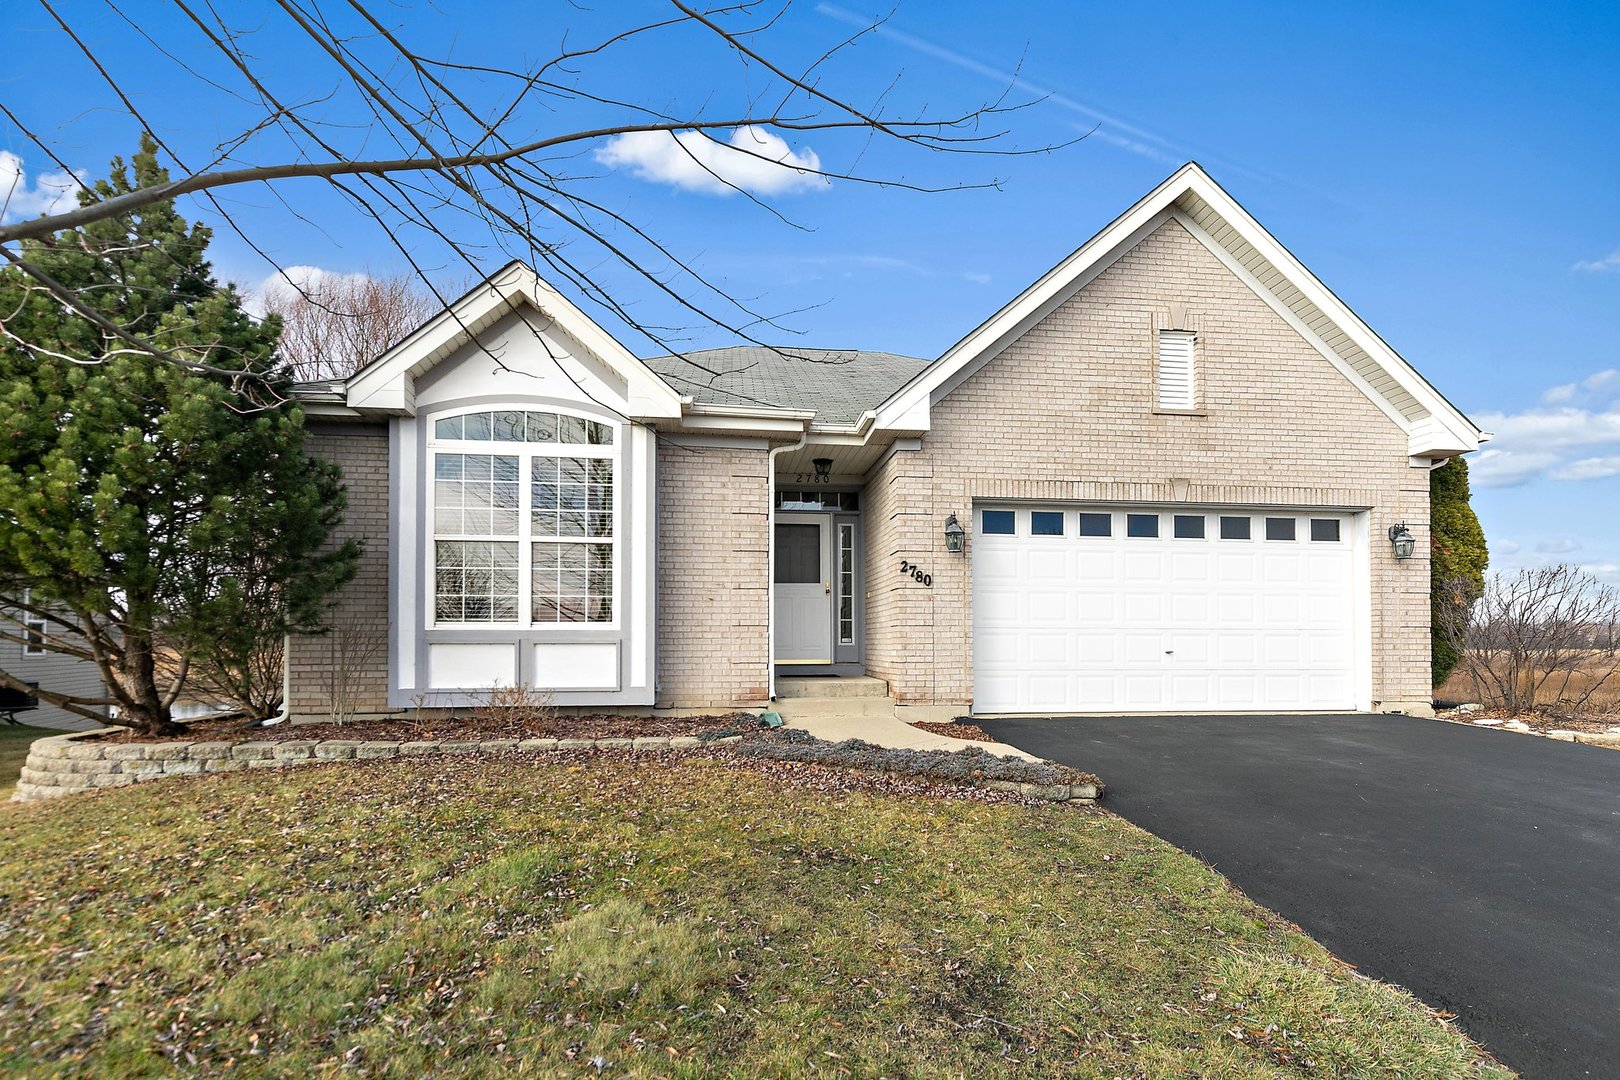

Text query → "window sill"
[1151,408,1208,417]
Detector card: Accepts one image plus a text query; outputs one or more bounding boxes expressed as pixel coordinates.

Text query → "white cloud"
[243,264,372,317]
[0,151,83,224]
[1470,406,1620,451]
[1468,448,1562,488]
[1493,539,1521,556]
[1583,368,1619,393]
[595,126,829,196]
[1536,536,1581,554]
[1541,382,1576,404]
[1574,249,1620,273]
[1550,455,1620,481]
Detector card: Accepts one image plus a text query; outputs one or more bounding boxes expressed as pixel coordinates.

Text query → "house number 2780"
[898,560,933,588]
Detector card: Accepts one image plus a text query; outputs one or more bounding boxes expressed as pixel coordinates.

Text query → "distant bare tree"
[1451,565,1620,715]
[262,272,441,381]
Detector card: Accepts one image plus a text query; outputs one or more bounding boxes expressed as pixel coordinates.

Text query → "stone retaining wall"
[12,729,1099,805]
[12,729,721,803]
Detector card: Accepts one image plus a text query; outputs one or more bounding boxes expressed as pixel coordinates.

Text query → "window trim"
[837,523,856,646]
[427,405,621,630]
[1155,328,1201,413]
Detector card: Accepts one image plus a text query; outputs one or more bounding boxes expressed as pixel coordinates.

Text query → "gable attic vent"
[1157,329,1197,411]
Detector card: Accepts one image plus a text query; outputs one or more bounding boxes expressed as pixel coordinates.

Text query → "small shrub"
[474,683,557,731]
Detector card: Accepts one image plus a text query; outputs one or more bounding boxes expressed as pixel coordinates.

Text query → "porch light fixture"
[1388,524,1416,561]
[944,513,966,553]
[812,457,833,483]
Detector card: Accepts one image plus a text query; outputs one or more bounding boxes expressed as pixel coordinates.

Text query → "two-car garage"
[971,505,1365,714]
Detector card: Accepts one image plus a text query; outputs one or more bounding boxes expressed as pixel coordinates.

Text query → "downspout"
[263,634,292,726]
[765,426,810,701]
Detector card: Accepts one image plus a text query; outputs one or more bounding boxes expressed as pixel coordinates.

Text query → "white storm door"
[774,514,833,663]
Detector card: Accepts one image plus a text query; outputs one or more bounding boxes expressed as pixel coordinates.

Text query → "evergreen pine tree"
[0,135,358,734]
[1431,456,1489,686]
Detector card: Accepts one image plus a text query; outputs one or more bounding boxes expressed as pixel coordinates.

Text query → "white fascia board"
[872,165,1203,432]
[1169,208,1414,435]
[297,403,369,420]
[1172,172,1481,453]
[344,261,683,421]
[676,403,811,439]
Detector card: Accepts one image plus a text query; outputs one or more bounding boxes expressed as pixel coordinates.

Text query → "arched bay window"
[429,407,618,627]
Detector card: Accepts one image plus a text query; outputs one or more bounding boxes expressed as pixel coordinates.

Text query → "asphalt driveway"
[977,714,1620,1079]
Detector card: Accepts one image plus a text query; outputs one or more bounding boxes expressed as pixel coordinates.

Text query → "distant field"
[1440,651,1620,719]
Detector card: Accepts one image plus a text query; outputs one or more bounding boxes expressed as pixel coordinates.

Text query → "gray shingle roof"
[642,346,932,427]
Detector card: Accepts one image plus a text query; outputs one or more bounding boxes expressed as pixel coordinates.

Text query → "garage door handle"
[1165,650,1174,655]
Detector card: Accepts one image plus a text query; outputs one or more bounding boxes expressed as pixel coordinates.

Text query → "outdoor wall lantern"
[812,457,833,483]
[944,513,966,553]
[1388,524,1416,561]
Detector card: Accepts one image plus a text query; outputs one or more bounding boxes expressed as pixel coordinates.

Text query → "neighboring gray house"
[2,593,109,731]
[284,163,1483,721]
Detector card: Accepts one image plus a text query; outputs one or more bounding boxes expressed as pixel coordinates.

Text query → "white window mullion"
[519,447,533,630]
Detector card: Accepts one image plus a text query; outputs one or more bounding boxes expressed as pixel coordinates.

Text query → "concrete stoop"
[769,675,1041,761]
[774,675,890,700]
[773,675,896,724]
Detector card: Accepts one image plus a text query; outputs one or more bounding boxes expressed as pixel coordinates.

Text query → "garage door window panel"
[1265,517,1297,541]
[981,510,1015,535]
[1311,519,1341,542]
[1219,516,1251,540]
[1127,514,1160,538]
[1031,511,1065,536]
[1078,513,1112,537]
[1173,514,1206,539]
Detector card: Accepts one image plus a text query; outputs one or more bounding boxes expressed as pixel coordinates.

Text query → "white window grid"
[428,408,619,628]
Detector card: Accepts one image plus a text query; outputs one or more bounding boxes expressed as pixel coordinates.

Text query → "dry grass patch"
[0,754,1510,1077]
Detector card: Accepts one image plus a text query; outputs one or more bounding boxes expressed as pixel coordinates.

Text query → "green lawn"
[0,753,1509,1078]
[0,723,57,801]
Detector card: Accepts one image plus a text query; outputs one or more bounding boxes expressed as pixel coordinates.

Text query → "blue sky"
[3,1,1619,581]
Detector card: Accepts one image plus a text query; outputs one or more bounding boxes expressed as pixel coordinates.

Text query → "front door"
[774,513,833,663]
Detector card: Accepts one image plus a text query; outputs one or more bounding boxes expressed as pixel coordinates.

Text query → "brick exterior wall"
[287,423,392,719]
[655,442,771,708]
[863,217,1432,710]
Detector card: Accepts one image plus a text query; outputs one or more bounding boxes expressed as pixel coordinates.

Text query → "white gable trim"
[345,262,684,421]
[872,163,1482,459]
[1169,207,1412,434]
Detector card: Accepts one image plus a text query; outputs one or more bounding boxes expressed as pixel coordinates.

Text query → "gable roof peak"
[873,162,1481,459]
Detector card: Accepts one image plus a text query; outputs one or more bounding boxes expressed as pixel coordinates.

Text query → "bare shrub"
[1453,565,1620,715]
[324,616,388,724]
[474,683,557,732]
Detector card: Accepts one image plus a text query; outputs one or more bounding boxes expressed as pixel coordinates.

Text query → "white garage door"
[972,506,1361,714]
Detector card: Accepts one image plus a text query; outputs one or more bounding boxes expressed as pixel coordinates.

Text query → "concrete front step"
[771,695,896,722]
[775,675,889,700]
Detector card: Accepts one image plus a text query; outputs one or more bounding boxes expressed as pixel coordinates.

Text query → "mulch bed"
[909,720,998,743]
[91,711,759,744]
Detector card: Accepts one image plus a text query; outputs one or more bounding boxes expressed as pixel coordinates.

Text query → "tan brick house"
[287,163,1482,721]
